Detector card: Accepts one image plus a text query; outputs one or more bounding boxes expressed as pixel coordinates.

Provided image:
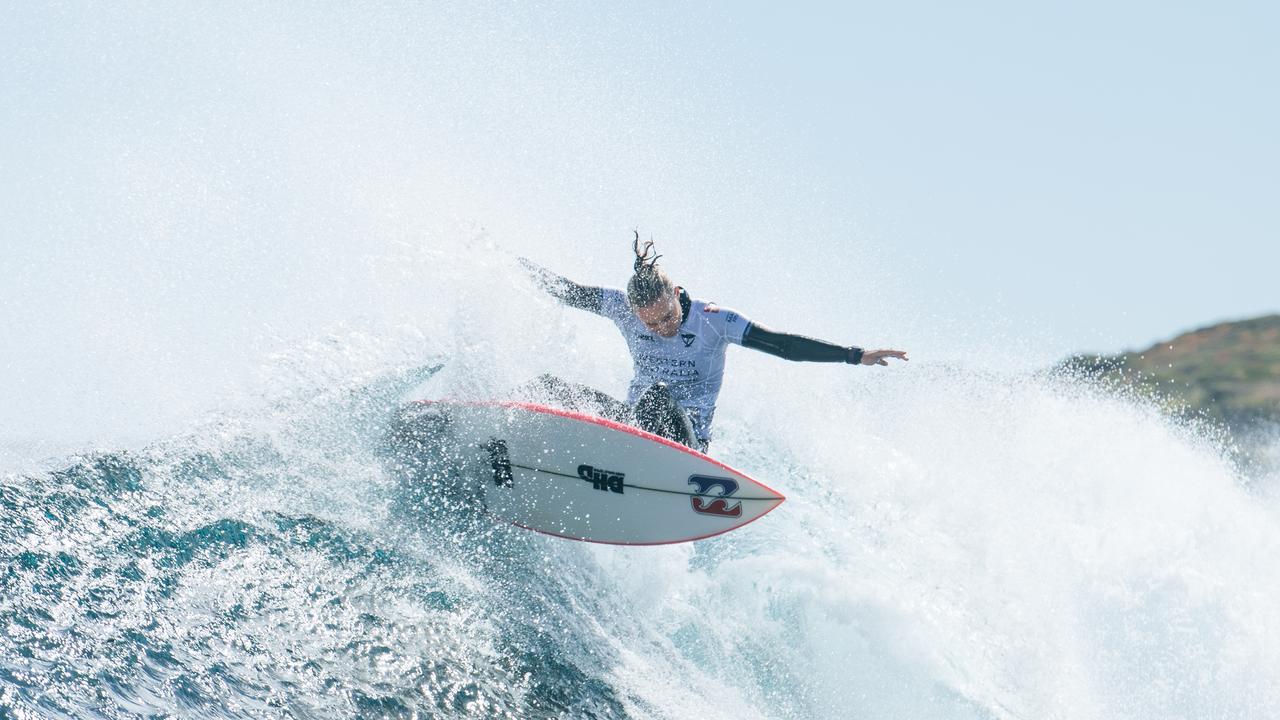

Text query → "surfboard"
[394,400,785,545]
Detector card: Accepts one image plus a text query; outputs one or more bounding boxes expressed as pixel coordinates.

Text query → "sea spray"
[5,325,1279,718]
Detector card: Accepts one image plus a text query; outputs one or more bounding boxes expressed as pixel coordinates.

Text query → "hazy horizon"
[2,2,1276,453]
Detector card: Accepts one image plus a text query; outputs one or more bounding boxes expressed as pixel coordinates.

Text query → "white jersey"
[594,287,751,442]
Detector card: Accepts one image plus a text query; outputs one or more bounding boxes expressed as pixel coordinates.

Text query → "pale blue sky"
[1,2,1277,446]
[723,1,1278,350]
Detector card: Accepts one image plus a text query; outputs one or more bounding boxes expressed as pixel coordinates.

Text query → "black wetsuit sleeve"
[519,257,605,314]
[742,322,863,364]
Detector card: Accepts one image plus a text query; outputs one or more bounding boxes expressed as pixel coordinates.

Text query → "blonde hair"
[626,231,674,307]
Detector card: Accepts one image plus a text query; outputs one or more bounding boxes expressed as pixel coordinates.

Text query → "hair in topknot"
[626,230,674,308]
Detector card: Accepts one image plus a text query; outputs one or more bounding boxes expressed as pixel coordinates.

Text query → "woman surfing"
[518,233,908,451]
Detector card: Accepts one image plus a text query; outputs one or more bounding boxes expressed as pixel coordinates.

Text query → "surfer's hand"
[860,349,908,366]
[517,256,556,286]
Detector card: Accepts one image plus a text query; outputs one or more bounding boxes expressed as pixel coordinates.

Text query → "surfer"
[519,233,907,451]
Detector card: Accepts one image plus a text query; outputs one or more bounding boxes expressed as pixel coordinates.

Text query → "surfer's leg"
[515,373,574,402]
[516,374,631,423]
[633,382,698,449]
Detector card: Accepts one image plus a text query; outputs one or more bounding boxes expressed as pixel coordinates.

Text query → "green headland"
[1062,314,1280,433]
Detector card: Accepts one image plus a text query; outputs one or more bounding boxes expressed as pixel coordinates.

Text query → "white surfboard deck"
[407,400,784,545]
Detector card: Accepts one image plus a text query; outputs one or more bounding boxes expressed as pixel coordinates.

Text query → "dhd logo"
[578,464,625,494]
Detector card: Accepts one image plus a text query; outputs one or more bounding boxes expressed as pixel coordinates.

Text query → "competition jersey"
[594,287,751,442]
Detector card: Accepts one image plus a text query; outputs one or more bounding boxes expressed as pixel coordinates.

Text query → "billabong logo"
[578,464,625,494]
[680,333,696,348]
[688,475,741,517]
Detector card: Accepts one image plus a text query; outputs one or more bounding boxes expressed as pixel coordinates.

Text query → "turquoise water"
[2,367,633,717]
[4,357,1279,718]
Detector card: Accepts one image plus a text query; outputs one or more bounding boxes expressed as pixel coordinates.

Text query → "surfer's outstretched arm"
[517,257,605,314]
[742,323,908,367]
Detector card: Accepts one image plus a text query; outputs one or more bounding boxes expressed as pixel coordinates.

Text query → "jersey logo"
[638,334,656,342]
[725,311,739,324]
[688,475,742,518]
[680,333,696,347]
